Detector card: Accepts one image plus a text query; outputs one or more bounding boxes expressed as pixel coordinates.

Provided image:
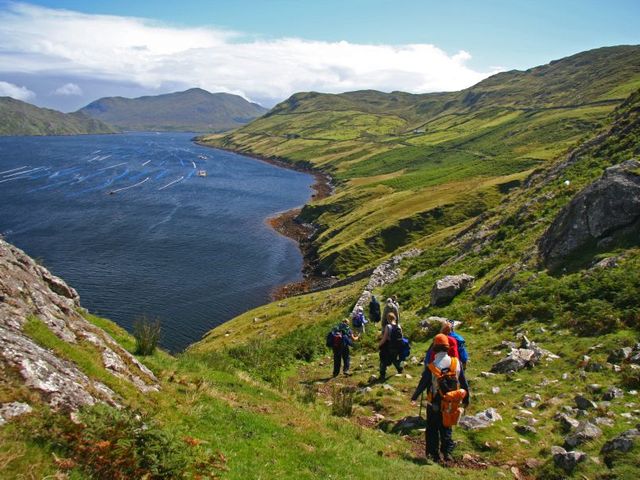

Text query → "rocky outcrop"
[539,159,640,269]
[429,274,474,306]
[0,239,159,412]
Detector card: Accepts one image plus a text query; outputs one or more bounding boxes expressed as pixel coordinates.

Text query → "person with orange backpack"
[411,333,470,464]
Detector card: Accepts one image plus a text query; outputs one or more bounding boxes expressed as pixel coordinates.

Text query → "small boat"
[197,170,207,177]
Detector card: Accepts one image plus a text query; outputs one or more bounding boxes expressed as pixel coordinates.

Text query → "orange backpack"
[427,357,467,427]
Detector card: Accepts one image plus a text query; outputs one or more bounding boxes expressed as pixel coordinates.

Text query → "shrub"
[29,404,226,479]
[331,385,356,417]
[133,315,161,356]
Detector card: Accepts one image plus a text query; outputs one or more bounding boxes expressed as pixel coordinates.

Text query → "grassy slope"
[1,310,505,479]
[193,86,640,479]
[200,45,640,276]
[0,97,118,136]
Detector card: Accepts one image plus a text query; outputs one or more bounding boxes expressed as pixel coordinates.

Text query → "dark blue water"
[0,133,313,352]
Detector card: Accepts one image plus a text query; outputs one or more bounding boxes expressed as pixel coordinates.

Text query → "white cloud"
[0,3,501,105]
[53,82,83,96]
[0,80,35,101]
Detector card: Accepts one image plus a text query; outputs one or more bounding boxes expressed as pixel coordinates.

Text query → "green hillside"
[201,45,640,276]
[0,97,118,136]
[193,75,640,480]
[78,88,268,132]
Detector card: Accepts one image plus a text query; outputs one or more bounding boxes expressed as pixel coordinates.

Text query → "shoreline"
[194,139,335,299]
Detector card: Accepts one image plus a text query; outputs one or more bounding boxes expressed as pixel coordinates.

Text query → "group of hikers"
[326,295,470,464]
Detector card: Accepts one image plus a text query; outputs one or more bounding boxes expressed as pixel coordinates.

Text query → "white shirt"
[430,352,460,397]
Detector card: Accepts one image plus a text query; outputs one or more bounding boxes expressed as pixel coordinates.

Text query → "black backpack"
[389,324,403,351]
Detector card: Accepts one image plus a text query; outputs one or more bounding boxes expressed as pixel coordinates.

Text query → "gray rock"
[539,159,640,269]
[515,424,537,435]
[555,413,580,432]
[430,274,475,306]
[459,408,502,430]
[551,446,587,473]
[575,395,597,410]
[603,387,624,401]
[585,362,604,372]
[0,402,32,425]
[593,257,618,269]
[607,347,632,364]
[600,428,640,455]
[565,421,603,448]
[594,417,615,427]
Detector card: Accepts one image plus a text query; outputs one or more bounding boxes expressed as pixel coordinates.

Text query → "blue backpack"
[450,331,468,364]
[399,337,411,362]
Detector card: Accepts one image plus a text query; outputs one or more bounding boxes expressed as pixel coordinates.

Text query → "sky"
[0,0,638,111]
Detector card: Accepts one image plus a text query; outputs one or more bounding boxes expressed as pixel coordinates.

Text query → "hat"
[434,333,450,347]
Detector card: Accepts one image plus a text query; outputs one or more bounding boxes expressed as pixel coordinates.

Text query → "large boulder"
[430,274,475,306]
[539,159,640,270]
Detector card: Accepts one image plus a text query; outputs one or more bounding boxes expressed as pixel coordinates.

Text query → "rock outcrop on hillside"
[0,239,159,412]
[539,159,640,269]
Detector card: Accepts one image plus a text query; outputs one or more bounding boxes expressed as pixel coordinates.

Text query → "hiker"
[447,320,469,370]
[381,296,400,331]
[411,334,470,464]
[369,295,381,324]
[352,306,368,335]
[378,312,403,381]
[424,321,460,364]
[327,317,359,377]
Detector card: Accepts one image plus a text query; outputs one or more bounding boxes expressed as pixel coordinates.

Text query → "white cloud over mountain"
[0,2,499,105]
[0,80,35,101]
[53,83,83,96]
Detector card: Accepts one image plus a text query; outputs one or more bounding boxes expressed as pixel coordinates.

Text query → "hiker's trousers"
[426,405,454,460]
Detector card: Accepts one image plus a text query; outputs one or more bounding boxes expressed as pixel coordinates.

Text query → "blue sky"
[1,0,639,111]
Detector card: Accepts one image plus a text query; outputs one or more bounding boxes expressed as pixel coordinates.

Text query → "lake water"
[0,132,313,352]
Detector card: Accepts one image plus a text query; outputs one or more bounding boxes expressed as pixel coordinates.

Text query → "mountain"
[0,97,118,136]
[78,88,268,132]
[200,45,640,277]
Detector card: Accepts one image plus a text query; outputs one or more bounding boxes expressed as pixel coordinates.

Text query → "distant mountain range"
[0,97,117,136]
[77,88,268,132]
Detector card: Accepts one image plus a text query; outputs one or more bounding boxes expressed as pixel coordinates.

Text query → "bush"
[29,404,226,479]
[133,315,161,356]
[331,385,356,417]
